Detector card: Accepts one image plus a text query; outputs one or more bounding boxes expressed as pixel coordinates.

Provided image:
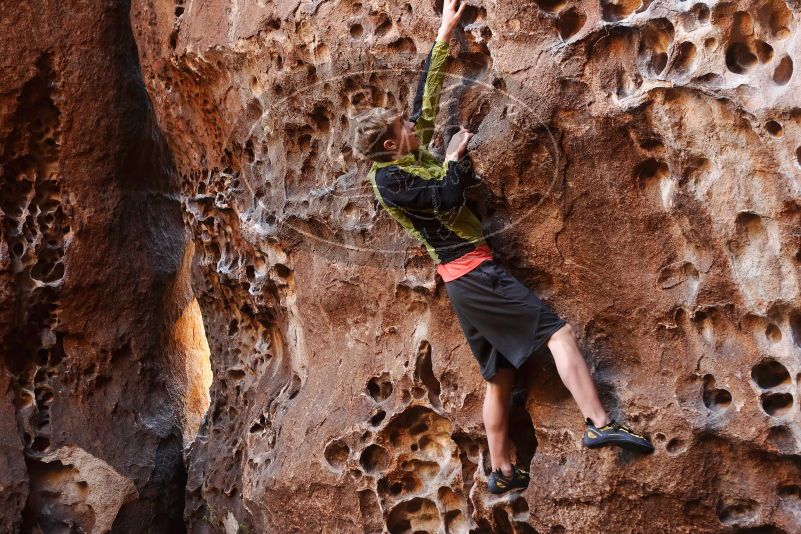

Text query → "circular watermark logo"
[236,50,561,269]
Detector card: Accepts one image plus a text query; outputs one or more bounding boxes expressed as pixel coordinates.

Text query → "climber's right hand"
[445,127,474,161]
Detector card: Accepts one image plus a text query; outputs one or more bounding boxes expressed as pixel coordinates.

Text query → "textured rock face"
[128,0,801,532]
[127,0,801,532]
[0,1,210,532]
[2,0,800,533]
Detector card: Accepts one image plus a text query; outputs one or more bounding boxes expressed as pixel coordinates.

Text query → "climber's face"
[383,112,419,156]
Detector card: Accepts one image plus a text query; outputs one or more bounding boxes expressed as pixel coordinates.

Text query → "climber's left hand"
[437,0,467,42]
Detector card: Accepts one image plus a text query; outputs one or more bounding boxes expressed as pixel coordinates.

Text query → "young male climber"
[353,0,653,495]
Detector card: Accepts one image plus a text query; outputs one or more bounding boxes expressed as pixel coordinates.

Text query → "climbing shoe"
[582,418,654,453]
[488,464,530,495]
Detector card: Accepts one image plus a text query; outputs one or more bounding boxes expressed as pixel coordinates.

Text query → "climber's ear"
[382,115,402,152]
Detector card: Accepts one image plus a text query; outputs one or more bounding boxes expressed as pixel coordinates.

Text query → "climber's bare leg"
[546,323,609,427]
[483,367,515,476]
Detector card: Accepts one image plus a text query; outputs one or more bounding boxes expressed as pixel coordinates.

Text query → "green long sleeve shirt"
[367,39,485,264]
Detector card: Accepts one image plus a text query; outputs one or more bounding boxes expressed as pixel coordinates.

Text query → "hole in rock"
[557,7,585,40]
[761,392,793,416]
[414,340,441,409]
[30,436,50,452]
[323,439,350,470]
[757,0,792,39]
[370,410,386,426]
[389,37,416,54]
[702,375,731,411]
[360,444,390,473]
[765,323,782,343]
[227,368,246,381]
[773,56,793,85]
[35,349,49,366]
[274,263,291,278]
[533,0,566,13]
[725,42,757,74]
[438,486,461,510]
[634,158,669,186]
[601,0,642,22]
[493,507,514,533]
[672,41,697,74]
[460,4,486,24]
[367,372,393,401]
[765,120,783,137]
[511,496,529,516]
[249,418,265,434]
[716,498,760,527]
[666,437,687,454]
[638,19,674,76]
[444,509,467,533]
[789,309,801,347]
[387,497,440,534]
[692,3,710,23]
[288,374,301,400]
[733,211,765,247]
[350,23,364,38]
[778,485,801,499]
[751,359,790,389]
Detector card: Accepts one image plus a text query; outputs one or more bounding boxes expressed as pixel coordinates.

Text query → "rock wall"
[2,0,800,532]
[0,1,210,532]
[126,0,801,532]
[128,0,801,532]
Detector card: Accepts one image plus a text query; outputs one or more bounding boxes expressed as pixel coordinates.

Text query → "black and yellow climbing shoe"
[582,418,654,453]
[488,464,530,495]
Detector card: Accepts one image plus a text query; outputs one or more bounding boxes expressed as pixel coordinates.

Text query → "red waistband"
[437,243,493,282]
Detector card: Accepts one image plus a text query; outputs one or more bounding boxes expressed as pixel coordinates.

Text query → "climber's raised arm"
[410,0,466,148]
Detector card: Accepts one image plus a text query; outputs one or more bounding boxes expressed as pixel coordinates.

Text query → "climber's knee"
[547,323,574,347]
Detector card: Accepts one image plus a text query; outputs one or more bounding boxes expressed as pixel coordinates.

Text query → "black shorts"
[444,260,567,381]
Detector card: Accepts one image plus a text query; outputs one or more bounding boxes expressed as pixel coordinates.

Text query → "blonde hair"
[352,107,398,162]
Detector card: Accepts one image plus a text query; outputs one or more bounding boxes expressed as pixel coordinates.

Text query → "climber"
[352,0,654,496]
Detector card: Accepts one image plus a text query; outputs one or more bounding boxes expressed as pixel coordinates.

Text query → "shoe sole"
[584,438,654,454]
[488,484,529,495]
